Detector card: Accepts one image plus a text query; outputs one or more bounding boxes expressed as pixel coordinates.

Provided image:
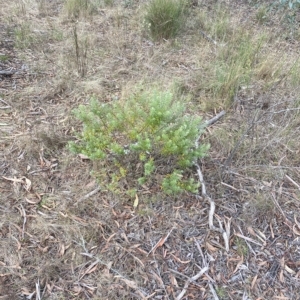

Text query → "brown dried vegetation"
[1,0,300,299]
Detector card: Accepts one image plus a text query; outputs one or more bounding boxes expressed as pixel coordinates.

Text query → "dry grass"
[1,0,300,299]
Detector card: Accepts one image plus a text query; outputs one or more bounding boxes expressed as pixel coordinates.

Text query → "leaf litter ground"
[1,0,300,299]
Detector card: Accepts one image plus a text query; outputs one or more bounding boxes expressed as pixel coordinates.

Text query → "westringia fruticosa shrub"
[69,89,209,196]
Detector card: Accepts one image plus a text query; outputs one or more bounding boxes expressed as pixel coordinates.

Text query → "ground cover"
[1,0,300,299]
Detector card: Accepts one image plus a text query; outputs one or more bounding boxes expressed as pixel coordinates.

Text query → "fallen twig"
[195,163,230,252]
[209,283,220,300]
[234,232,263,246]
[194,110,230,252]
[196,110,226,148]
[176,266,209,300]
[148,227,174,256]
[35,279,41,300]
[169,269,203,288]
[205,110,226,127]
[76,186,101,204]
[285,174,300,190]
[0,98,11,109]
[0,70,15,76]
[200,30,218,46]
[20,204,26,239]
[271,192,288,224]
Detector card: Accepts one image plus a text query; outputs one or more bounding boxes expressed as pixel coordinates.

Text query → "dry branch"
[195,162,230,251]
[195,110,229,251]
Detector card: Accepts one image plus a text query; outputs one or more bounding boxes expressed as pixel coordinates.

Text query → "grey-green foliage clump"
[279,0,300,9]
[144,0,188,40]
[70,89,209,196]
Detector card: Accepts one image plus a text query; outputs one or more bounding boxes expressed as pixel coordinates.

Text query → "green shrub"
[70,89,209,196]
[144,0,188,40]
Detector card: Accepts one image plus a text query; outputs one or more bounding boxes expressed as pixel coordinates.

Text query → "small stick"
[195,112,227,241]
[209,283,220,300]
[237,225,255,255]
[271,192,287,221]
[176,266,209,300]
[285,175,300,190]
[204,110,226,127]
[169,269,203,287]
[20,204,26,239]
[0,98,11,106]
[195,163,230,251]
[234,232,263,246]
[0,70,15,76]
[77,186,101,203]
[194,238,207,266]
[221,181,240,192]
[36,279,41,300]
[200,30,218,46]
[196,111,226,146]
[195,163,215,230]
[147,227,174,256]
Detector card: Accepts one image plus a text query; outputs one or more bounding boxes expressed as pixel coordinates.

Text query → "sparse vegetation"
[14,22,34,49]
[144,0,188,40]
[70,89,209,195]
[64,0,98,19]
[256,4,269,24]
[1,0,300,299]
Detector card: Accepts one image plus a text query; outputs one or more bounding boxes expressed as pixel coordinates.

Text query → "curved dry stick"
[195,110,230,251]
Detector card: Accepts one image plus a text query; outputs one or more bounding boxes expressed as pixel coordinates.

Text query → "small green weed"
[70,88,209,197]
[144,0,188,40]
[215,286,228,300]
[0,55,9,62]
[234,237,248,256]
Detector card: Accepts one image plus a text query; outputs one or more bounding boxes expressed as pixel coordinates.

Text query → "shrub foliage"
[70,89,209,196]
